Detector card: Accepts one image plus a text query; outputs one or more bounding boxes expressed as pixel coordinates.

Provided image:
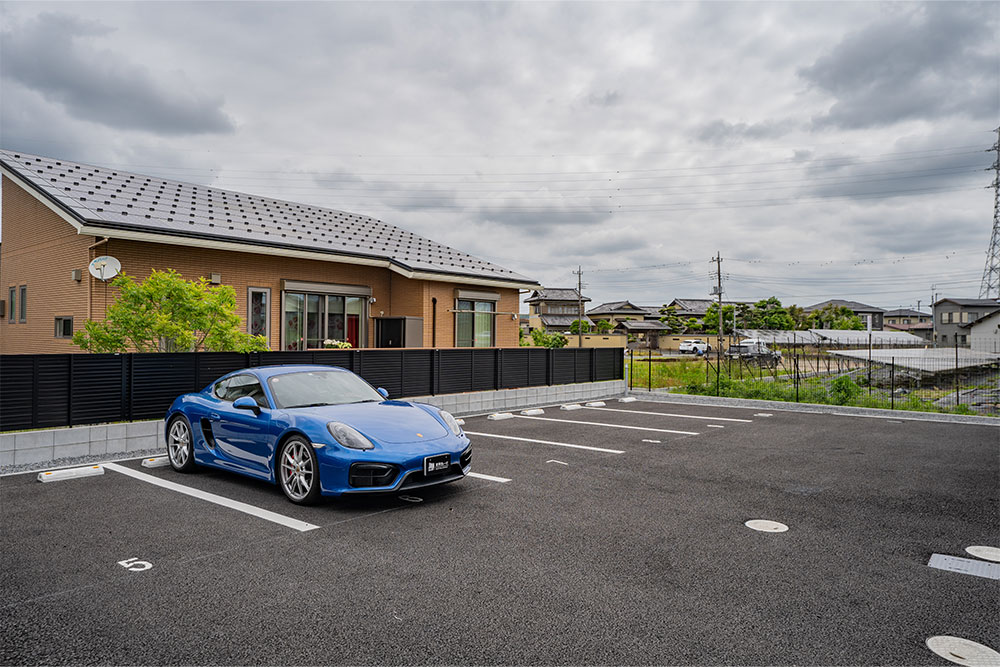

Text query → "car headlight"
[327,422,374,450]
[439,410,463,436]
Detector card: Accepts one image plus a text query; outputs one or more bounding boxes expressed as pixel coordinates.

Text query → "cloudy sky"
[1,1,997,312]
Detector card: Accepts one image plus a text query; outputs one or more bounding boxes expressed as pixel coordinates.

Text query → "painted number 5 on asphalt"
[117,557,152,572]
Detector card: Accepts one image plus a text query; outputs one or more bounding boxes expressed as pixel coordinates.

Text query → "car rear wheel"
[167,416,196,472]
[278,437,321,505]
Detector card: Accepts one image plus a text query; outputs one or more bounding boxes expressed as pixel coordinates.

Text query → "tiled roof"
[0,149,536,287]
[587,300,647,315]
[804,299,885,313]
[667,299,716,315]
[616,320,671,331]
[538,314,594,328]
[524,288,589,303]
[934,297,1000,307]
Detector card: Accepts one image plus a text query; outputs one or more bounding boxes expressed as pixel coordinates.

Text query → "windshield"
[267,370,384,409]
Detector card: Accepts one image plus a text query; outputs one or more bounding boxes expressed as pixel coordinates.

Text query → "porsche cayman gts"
[164,365,471,504]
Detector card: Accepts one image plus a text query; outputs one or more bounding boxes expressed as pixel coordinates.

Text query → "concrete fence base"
[1,380,626,471]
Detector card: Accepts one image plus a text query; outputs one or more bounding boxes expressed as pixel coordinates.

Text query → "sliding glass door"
[284,291,366,350]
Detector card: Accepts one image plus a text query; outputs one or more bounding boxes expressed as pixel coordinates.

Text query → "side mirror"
[376,387,389,399]
[233,396,261,414]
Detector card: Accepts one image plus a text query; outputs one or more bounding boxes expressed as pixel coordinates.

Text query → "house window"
[940,312,952,324]
[958,334,968,345]
[7,287,14,324]
[248,288,270,345]
[54,317,73,338]
[456,299,495,347]
[283,291,365,350]
[18,285,26,323]
[903,319,910,324]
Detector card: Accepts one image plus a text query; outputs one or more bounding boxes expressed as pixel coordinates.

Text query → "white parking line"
[467,471,512,483]
[103,463,320,532]
[584,406,753,423]
[465,431,625,454]
[513,415,699,436]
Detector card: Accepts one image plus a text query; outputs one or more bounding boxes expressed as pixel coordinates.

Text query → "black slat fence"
[0,347,624,431]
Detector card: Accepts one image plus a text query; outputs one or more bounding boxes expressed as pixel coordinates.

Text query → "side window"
[225,374,269,409]
[213,378,232,400]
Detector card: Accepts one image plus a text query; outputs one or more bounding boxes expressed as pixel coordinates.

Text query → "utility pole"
[711,253,723,374]
[980,126,1000,299]
[930,285,938,347]
[574,265,584,348]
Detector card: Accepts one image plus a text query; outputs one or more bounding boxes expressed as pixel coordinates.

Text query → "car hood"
[291,401,450,443]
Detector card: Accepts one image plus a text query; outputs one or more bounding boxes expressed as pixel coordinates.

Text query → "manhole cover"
[745,520,788,532]
[926,636,1000,665]
[398,495,423,503]
[966,546,1000,562]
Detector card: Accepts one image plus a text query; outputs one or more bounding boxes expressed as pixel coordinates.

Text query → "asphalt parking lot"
[1,400,997,665]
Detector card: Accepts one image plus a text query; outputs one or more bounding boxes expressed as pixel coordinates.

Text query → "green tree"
[530,328,568,348]
[701,303,737,335]
[73,269,269,353]
[750,297,794,330]
[808,304,865,330]
[594,319,615,334]
[658,305,685,334]
[787,304,810,330]
[568,319,592,335]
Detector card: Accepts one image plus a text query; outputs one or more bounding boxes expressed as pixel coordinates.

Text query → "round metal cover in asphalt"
[965,546,1000,562]
[745,519,788,532]
[926,636,1000,665]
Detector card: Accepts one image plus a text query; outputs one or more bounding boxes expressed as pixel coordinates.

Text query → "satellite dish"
[88,255,121,281]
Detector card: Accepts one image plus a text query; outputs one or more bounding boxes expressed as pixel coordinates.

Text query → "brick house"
[0,150,538,354]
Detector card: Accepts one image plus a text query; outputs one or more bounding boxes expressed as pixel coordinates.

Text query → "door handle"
[210,413,221,420]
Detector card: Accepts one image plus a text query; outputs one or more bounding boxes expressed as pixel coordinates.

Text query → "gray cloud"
[800,3,998,129]
[697,119,795,145]
[0,12,235,135]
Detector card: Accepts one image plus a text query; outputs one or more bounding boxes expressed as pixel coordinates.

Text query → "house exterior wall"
[933,301,999,346]
[1,177,521,353]
[0,178,93,353]
[970,313,1000,353]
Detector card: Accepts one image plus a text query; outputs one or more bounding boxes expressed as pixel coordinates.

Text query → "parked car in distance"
[679,339,712,354]
[725,339,782,366]
[164,365,471,504]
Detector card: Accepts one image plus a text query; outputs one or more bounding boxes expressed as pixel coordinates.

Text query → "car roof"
[243,365,352,380]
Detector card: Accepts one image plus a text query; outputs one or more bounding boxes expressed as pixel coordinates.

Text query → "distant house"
[968,310,1000,353]
[664,298,716,321]
[615,319,671,349]
[883,308,933,342]
[587,300,653,325]
[524,288,592,333]
[804,299,885,331]
[884,308,931,326]
[933,298,1000,346]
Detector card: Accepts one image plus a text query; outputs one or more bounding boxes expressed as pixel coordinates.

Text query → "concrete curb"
[627,389,1000,426]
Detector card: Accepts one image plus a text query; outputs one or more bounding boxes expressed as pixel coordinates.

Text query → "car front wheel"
[167,416,196,473]
[278,436,321,505]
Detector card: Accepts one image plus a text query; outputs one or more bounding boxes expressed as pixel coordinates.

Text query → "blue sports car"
[164,365,471,504]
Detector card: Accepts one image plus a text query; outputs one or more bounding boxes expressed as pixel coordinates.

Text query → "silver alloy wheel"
[168,419,190,468]
[280,440,314,501]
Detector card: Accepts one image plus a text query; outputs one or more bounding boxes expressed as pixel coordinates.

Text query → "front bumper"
[319,442,472,496]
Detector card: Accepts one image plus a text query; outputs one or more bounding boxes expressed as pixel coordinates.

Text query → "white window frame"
[247,287,271,346]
